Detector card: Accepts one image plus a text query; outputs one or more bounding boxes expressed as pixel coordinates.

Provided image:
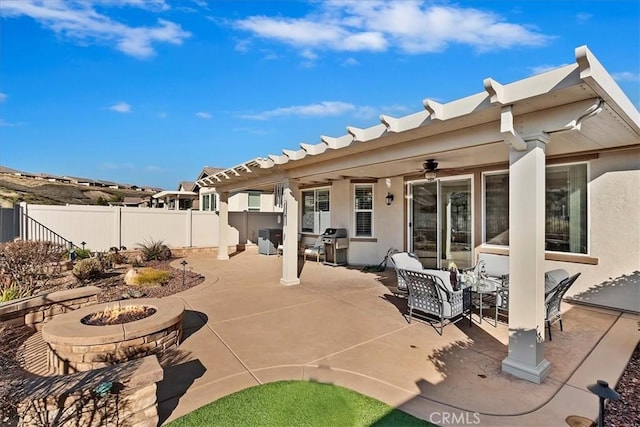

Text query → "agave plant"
[137,238,172,261]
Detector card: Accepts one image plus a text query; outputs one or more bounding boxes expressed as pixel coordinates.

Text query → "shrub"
[0,240,66,298]
[106,250,126,266]
[133,268,172,286]
[0,286,32,303]
[73,248,92,259]
[137,239,172,261]
[72,258,104,281]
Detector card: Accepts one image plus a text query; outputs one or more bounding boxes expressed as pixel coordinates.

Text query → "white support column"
[281,179,300,286]
[502,132,551,383]
[217,191,230,260]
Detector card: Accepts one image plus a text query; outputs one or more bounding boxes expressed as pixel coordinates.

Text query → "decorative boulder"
[124,268,139,286]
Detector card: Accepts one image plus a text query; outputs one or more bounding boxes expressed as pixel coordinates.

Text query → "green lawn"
[166,380,435,427]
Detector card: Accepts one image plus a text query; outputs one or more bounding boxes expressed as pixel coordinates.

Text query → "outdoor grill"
[320,228,349,266]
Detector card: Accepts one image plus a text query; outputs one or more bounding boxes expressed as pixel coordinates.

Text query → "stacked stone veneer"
[42,297,184,374]
[0,286,100,331]
[17,355,163,427]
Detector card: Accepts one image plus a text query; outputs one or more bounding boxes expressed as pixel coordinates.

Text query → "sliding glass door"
[408,177,473,269]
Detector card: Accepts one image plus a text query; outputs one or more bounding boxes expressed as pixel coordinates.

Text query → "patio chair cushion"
[545,269,569,294]
[423,269,455,298]
[476,253,509,278]
[389,252,461,300]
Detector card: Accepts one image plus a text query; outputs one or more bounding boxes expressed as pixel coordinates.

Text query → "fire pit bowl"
[42,297,184,374]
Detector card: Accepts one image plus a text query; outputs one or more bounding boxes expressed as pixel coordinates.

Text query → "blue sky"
[1,0,638,190]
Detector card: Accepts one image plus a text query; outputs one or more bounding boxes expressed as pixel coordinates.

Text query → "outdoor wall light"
[386,192,394,206]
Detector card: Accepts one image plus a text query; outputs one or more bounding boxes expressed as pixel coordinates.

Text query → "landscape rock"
[124,268,139,286]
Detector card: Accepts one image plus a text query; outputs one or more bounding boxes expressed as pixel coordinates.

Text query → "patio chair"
[494,280,510,324]
[388,251,423,296]
[545,272,581,340]
[544,269,569,297]
[303,236,325,264]
[397,268,472,335]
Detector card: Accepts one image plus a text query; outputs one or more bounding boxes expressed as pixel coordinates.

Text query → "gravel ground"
[91,259,205,303]
[606,342,640,426]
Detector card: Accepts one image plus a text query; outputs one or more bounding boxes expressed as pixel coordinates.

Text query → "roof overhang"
[152,190,198,199]
[197,45,639,193]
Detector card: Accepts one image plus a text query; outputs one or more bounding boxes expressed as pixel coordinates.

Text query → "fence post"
[186,208,193,247]
[114,206,122,249]
[20,201,28,241]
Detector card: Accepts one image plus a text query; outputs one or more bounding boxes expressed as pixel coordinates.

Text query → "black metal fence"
[0,204,75,248]
[0,205,20,243]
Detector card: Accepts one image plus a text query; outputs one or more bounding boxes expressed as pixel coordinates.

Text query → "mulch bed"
[0,257,205,423]
[606,342,640,426]
[91,259,205,303]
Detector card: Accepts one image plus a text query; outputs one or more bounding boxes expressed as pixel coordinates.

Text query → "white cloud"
[530,63,571,75]
[342,57,359,66]
[196,111,212,119]
[110,102,132,113]
[612,71,640,82]
[0,119,24,127]
[0,92,7,103]
[1,0,191,59]
[576,13,592,24]
[241,101,357,120]
[100,162,134,170]
[232,127,269,135]
[231,1,550,57]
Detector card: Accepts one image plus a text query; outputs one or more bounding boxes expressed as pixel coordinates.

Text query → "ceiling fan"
[421,159,439,181]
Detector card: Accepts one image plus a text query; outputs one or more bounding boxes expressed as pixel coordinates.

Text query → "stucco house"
[196,166,282,213]
[197,46,639,383]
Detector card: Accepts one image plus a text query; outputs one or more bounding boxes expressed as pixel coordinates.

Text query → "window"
[546,163,587,253]
[248,191,261,212]
[484,174,509,246]
[301,188,330,233]
[354,185,373,237]
[482,163,588,254]
[201,193,217,211]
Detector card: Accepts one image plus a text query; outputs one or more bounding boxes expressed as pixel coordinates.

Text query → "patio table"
[459,273,504,325]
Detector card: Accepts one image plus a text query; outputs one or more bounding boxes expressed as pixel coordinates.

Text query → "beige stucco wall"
[311,148,639,295]
[315,178,405,266]
[547,148,640,296]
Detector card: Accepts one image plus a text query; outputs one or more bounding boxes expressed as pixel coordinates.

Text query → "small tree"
[0,240,66,299]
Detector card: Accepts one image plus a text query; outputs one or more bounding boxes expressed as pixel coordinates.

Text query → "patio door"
[408,177,473,269]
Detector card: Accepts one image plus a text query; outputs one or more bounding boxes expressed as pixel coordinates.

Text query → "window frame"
[353,184,374,237]
[481,161,590,255]
[300,187,331,234]
[247,191,261,212]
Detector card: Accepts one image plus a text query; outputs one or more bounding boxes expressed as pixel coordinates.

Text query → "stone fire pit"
[42,297,184,374]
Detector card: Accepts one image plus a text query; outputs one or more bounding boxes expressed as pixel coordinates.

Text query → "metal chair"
[545,272,581,340]
[303,236,325,263]
[398,268,472,335]
[494,279,510,324]
[389,250,423,296]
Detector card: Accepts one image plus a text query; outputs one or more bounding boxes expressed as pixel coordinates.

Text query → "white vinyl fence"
[17,203,282,252]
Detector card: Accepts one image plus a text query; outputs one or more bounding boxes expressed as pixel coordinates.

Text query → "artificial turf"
[166,380,434,427]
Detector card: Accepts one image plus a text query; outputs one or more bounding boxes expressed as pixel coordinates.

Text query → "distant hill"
[0,174,157,207]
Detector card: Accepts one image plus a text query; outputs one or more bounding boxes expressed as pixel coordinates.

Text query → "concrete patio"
[159,247,638,426]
